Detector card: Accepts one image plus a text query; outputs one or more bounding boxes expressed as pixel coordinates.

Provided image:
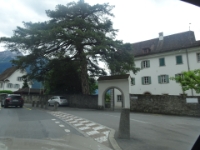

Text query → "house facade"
[112,31,200,108]
[0,66,31,92]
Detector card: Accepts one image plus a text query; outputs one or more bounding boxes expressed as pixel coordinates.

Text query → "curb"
[109,129,122,150]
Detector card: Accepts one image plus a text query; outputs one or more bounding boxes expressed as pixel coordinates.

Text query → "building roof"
[98,74,130,81]
[0,66,18,81]
[131,31,200,57]
[181,0,200,7]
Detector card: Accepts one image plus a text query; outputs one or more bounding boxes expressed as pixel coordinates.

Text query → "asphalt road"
[0,105,114,150]
[0,105,82,140]
[58,107,200,150]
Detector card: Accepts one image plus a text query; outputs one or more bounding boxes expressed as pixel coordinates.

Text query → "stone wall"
[130,95,200,117]
[22,94,98,109]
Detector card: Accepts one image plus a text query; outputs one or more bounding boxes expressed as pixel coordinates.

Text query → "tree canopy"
[170,69,200,94]
[1,1,138,94]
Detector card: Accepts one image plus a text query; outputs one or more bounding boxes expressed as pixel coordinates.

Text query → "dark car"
[1,94,24,108]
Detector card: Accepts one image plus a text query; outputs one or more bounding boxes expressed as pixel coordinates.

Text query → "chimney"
[159,32,164,41]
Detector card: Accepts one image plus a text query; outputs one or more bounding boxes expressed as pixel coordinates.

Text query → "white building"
[0,66,31,92]
[112,31,200,108]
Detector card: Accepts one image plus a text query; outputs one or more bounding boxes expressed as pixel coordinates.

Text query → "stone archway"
[97,74,131,139]
[102,86,124,109]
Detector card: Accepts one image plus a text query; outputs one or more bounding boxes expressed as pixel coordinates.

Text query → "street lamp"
[3,79,10,90]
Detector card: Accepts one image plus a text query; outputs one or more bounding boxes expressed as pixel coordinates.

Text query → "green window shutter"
[158,75,161,83]
[131,78,135,85]
[176,56,183,64]
[142,77,144,85]
[148,76,151,84]
[159,58,165,66]
[147,60,150,68]
[166,75,169,83]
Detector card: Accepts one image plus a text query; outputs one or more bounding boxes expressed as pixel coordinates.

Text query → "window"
[131,78,135,85]
[117,95,122,102]
[158,75,169,84]
[159,58,165,66]
[142,76,151,85]
[17,77,23,81]
[7,83,13,88]
[176,55,183,64]
[175,73,183,83]
[141,60,150,69]
[14,84,20,89]
[197,53,200,62]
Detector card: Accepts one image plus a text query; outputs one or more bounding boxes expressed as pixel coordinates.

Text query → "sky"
[0,0,200,52]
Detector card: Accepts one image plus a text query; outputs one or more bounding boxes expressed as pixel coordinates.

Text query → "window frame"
[142,76,151,85]
[159,57,165,66]
[141,60,150,69]
[7,83,13,88]
[14,84,20,89]
[17,77,23,81]
[176,55,183,65]
[158,75,169,84]
[117,95,122,102]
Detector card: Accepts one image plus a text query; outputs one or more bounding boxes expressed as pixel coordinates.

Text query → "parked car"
[1,94,24,108]
[48,96,68,106]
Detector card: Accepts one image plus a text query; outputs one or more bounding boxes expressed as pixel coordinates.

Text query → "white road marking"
[85,123,96,127]
[79,126,90,130]
[75,118,83,121]
[103,131,110,136]
[95,136,108,143]
[55,121,60,124]
[59,125,65,127]
[69,120,78,124]
[65,118,74,122]
[103,114,148,124]
[86,130,99,136]
[65,129,70,133]
[74,123,83,127]
[51,119,56,121]
[79,120,89,124]
[93,126,105,131]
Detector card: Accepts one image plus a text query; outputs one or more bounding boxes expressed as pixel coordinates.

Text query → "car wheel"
[48,103,50,106]
[1,103,3,107]
[20,105,23,108]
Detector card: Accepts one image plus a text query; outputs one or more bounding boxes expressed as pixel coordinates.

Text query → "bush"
[0,90,13,94]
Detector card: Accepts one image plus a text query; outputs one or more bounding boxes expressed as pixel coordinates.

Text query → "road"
[0,105,112,150]
[57,107,200,150]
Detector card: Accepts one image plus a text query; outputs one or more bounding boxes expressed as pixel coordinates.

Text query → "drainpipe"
[185,49,194,96]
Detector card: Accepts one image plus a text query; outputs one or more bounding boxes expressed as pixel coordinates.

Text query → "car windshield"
[0,1,200,150]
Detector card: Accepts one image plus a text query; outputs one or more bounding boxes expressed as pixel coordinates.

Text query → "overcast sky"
[0,0,200,51]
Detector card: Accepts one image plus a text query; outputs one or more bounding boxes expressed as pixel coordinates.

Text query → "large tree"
[1,1,138,94]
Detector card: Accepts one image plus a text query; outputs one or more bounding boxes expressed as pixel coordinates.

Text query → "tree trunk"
[80,60,90,95]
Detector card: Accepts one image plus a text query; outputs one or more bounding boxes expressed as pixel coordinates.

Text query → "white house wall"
[0,70,30,92]
[130,47,200,96]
